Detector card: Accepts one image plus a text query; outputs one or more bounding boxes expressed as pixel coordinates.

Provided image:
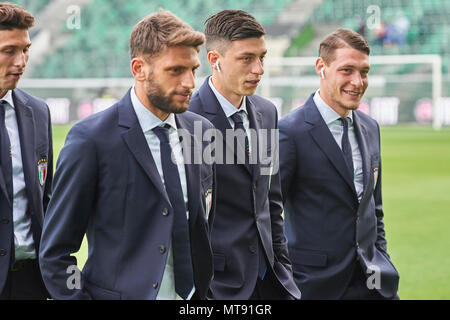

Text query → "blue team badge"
[38,158,48,186]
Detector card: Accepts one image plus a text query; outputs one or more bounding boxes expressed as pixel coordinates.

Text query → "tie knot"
[231,111,244,126]
[340,117,351,128]
[153,124,171,143]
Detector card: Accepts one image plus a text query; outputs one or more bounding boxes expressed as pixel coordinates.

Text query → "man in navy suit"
[279,29,399,299]
[189,10,300,300]
[0,3,52,299]
[39,10,215,300]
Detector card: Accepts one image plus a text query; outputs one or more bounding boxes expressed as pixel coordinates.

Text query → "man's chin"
[168,103,189,114]
[242,87,257,97]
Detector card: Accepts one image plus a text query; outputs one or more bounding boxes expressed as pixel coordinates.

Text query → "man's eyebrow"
[339,64,370,70]
[1,43,32,49]
[237,50,267,56]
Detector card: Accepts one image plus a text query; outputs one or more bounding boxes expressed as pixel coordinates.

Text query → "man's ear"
[315,57,326,79]
[207,50,220,70]
[131,57,146,81]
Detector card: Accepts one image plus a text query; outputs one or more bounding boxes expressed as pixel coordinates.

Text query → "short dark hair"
[319,28,370,64]
[0,2,34,30]
[204,10,265,53]
[130,9,205,60]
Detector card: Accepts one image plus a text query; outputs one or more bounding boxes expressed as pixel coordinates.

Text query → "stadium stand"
[309,0,450,72]
[13,0,292,78]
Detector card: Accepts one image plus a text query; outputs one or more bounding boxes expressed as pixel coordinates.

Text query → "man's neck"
[318,89,350,118]
[134,83,169,121]
[210,76,243,109]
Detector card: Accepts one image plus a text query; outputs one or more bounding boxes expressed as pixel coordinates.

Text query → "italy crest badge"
[205,188,212,219]
[38,158,48,186]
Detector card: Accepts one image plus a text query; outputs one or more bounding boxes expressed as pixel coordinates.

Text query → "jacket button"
[153,282,158,289]
[1,218,8,224]
[356,242,360,248]
[159,245,166,254]
[162,208,169,216]
[249,245,256,254]
[0,249,6,256]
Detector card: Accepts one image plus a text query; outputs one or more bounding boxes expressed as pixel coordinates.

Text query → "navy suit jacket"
[39,90,215,300]
[0,89,53,293]
[279,94,399,299]
[189,78,300,300]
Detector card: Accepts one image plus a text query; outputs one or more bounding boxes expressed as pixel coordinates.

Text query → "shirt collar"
[208,76,247,118]
[313,89,353,125]
[0,90,15,109]
[130,85,177,133]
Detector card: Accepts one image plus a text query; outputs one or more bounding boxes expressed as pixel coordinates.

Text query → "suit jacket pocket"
[290,248,327,267]
[85,280,121,300]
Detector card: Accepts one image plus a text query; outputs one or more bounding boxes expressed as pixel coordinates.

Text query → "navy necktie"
[153,124,194,299]
[230,111,250,165]
[231,111,266,278]
[0,100,13,201]
[341,117,354,181]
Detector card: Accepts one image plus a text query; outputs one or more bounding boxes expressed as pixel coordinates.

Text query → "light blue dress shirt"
[208,77,252,152]
[1,90,36,260]
[130,87,193,300]
[313,90,364,201]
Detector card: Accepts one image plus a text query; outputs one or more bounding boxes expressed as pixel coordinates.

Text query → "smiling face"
[316,46,370,117]
[209,36,267,107]
[132,45,200,120]
[0,28,31,98]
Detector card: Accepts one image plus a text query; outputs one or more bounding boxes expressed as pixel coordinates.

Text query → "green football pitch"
[51,124,450,300]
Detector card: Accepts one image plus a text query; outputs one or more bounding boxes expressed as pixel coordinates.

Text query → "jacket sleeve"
[278,118,297,204]
[39,123,97,300]
[43,104,53,213]
[268,111,292,269]
[373,123,389,257]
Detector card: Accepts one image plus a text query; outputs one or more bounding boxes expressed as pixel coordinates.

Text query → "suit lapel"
[175,114,200,224]
[353,111,372,202]
[198,78,253,176]
[305,96,356,194]
[13,90,39,221]
[119,91,171,206]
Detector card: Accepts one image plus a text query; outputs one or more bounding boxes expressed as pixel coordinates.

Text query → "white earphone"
[320,67,325,79]
[215,61,221,73]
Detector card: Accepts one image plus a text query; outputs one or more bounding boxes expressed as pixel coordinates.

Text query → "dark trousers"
[0,259,48,300]
[340,262,398,300]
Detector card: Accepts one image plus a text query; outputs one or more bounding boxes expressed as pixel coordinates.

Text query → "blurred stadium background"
[10,0,450,299]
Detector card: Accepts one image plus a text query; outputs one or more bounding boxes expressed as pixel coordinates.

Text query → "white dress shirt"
[313,90,364,201]
[1,90,36,260]
[208,76,252,152]
[130,87,194,300]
